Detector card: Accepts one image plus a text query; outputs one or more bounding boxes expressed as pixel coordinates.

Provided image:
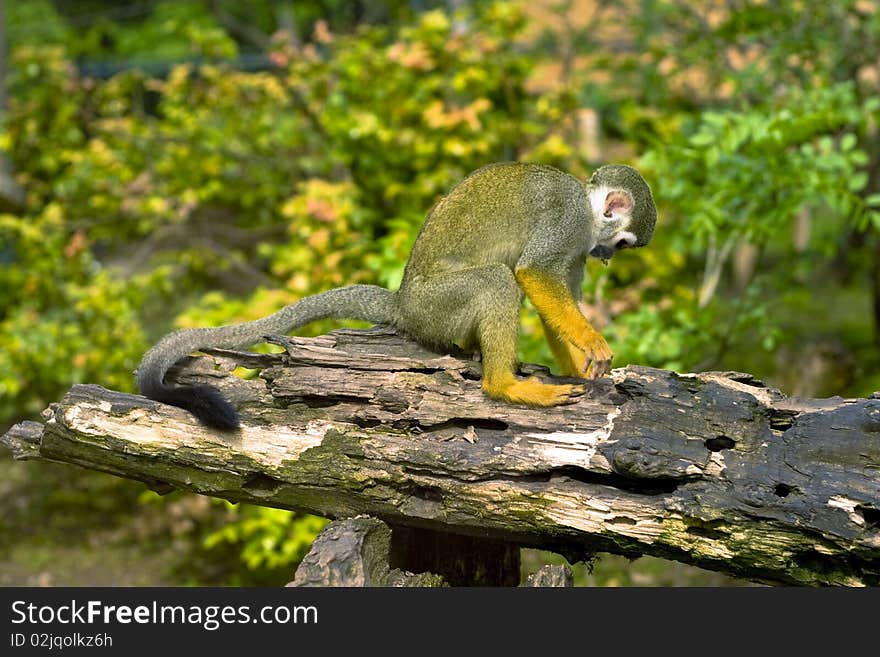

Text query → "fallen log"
[2,327,879,586]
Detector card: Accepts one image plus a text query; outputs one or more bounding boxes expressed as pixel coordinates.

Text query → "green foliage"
[609,82,880,372]
[273,4,580,287]
[6,1,431,62]
[604,0,880,111]
[644,84,878,246]
[564,1,880,383]
[0,204,147,424]
[4,0,880,585]
[203,504,327,577]
[2,1,578,583]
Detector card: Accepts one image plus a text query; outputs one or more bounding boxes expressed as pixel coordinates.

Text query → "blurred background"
[1,0,878,586]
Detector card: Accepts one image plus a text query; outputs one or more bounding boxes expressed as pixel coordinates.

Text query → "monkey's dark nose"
[589,244,614,261]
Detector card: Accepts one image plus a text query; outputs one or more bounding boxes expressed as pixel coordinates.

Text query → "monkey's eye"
[615,238,630,249]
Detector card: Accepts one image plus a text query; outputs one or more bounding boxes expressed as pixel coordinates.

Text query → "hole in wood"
[704,436,735,452]
[769,411,796,431]
[725,373,766,387]
[551,465,682,495]
[447,417,508,431]
[296,394,366,408]
[685,521,727,541]
[774,483,796,497]
[405,483,444,503]
[242,473,284,495]
[351,417,382,428]
[402,417,509,433]
[856,505,880,530]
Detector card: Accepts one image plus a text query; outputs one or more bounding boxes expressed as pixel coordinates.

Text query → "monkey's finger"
[581,349,596,374]
[588,358,609,379]
[585,355,602,379]
[582,356,594,375]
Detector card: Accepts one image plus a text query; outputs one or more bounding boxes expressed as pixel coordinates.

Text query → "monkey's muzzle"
[589,244,614,265]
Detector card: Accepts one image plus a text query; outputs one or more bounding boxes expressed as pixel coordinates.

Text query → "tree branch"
[3,327,879,586]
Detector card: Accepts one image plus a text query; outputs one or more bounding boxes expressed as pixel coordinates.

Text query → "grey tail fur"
[136,285,396,430]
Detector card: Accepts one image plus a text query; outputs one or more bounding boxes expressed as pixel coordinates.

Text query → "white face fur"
[588,185,637,253]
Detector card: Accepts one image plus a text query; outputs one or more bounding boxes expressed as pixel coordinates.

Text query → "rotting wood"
[287,517,447,587]
[3,327,879,586]
[524,564,573,587]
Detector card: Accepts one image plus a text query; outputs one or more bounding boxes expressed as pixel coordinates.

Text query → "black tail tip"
[187,385,241,430]
[149,383,241,431]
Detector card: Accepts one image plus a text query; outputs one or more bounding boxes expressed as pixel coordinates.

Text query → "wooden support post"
[388,525,521,586]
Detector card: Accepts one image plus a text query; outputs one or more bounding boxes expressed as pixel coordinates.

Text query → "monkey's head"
[586,164,657,263]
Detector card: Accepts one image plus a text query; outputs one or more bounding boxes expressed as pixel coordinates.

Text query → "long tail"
[136,285,396,430]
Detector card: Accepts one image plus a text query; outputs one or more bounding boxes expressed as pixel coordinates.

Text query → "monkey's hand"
[568,328,613,379]
[543,320,607,379]
[544,319,613,379]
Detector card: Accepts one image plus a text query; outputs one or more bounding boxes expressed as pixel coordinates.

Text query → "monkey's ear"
[603,190,633,218]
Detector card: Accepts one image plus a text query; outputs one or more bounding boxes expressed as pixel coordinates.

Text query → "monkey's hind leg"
[479,305,585,407]
[399,265,584,406]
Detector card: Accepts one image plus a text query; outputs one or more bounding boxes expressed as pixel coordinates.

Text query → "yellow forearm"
[515,268,598,345]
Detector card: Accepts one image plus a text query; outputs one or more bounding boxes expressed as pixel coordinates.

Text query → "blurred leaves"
[644,83,877,245]
[3,0,880,585]
[1,1,577,583]
[203,505,327,574]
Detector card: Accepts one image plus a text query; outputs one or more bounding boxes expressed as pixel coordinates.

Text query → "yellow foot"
[483,375,585,407]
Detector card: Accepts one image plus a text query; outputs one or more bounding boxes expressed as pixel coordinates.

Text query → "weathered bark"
[525,564,574,587]
[288,516,548,587]
[2,327,879,586]
[287,517,448,587]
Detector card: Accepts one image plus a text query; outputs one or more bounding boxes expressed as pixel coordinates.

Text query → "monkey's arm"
[515,264,613,379]
[539,262,595,377]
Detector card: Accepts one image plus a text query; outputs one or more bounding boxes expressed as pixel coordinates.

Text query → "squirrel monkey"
[137,162,656,429]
